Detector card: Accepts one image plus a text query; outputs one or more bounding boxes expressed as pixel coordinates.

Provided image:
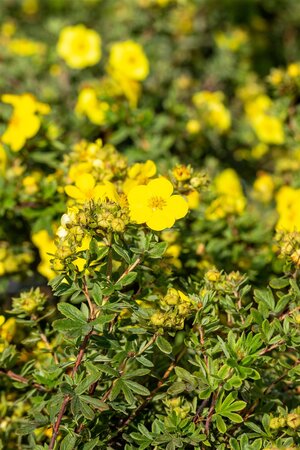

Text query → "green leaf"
[83,438,100,450]
[269,278,289,290]
[156,336,172,354]
[148,242,168,258]
[124,380,150,396]
[60,433,77,450]
[117,272,137,288]
[109,379,122,401]
[57,303,86,323]
[75,372,100,395]
[175,367,197,386]
[79,399,95,420]
[113,244,131,264]
[80,395,109,410]
[215,414,227,433]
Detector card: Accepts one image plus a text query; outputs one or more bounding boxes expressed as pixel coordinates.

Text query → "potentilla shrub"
[0,153,299,450]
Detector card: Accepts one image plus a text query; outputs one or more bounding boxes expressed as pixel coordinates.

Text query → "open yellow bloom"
[1,93,50,152]
[251,114,285,145]
[65,173,119,203]
[108,40,149,81]
[128,177,188,231]
[57,24,101,69]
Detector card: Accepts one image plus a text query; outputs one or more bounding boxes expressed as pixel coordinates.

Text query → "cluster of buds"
[269,411,300,432]
[65,139,127,184]
[203,268,246,293]
[150,288,195,329]
[11,287,47,316]
[171,164,209,210]
[276,230,300,268]
[164,396,190,419]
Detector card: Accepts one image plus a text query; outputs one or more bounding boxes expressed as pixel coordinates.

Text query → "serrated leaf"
[83,438,100,450]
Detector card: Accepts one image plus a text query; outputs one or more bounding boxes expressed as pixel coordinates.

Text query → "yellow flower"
[206,169,246,220]
[1,93,50,152]
[215,28,248,52]
[8,38,45,56]
[186,119,201,134]
[0,317,16,342]
[123,160,156,194]
[32,230,56,280]
[192,91,231,133]
[186,190,200,209]
[57,24,101,69]
[276,186,300,232]
[65,173,119,203]
[287,62,300,78]
[108,40,149,81]
[128,177,188,231]
[251,114,285,145]
[75,87,109,125]
[253,173,274,203]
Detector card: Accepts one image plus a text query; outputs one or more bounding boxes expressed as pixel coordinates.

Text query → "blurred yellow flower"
[0,317,16,342]
[75,87,109,125]
[128,177,188,231]
[251,114,285,145]
[206,169,246,220]
[8,38,45,56]
[192,91,231,133]
[215,28,248,52]
[57,24,101,69]
[108,40,149,81]
[253,172,274,203]
[287,62,300,78]
[1,93,50,152]
[32,230,56,280]
[276,186,300,231]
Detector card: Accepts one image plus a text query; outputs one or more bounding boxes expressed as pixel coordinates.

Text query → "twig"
[48,396,71,450]
[193,397,210,423]
[0,369,47,391]
[205,390,219,434]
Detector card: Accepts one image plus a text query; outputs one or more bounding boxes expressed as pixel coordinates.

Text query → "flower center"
[148,196,166,211]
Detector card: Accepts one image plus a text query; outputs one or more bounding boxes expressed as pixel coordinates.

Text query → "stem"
[205,390,219,434]
[48,396,70,450]
[0,369,47,391]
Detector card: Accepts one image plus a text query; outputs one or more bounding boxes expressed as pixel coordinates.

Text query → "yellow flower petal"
[76,173,95,192]
[65,185,84,200]
[146,210,175,231]
[147,177,173,198]
[166,195,188,219]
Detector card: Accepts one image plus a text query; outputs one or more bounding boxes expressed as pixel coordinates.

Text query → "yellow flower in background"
[215,28,248,52]
[128,177,188,231]
[287,62,300,78]
[32,230,56,280]
[206,169,246,220]
[192,91,231,133]
[108,40,149,81]
[253,172,274,203]
[8,38,45,56]
[251,114,285,145]
[57,24,101,69]
[0,317,16,342]
[1,93,50,152]
[276,186,300,231]
[123,160,156,194]
[65,173,120,203]
[75,87,109,125]
[186,119,201,134]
